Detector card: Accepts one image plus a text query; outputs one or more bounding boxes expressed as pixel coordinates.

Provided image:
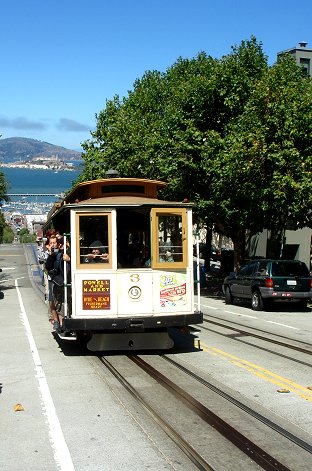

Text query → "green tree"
[0,212,5,243]
[2,223,14,243]
[78,37,312,268]
[79,54,220,190]
[0,171,9,203]
[0,171,9,243]
[18,228,36,243]
[210,54,312,262]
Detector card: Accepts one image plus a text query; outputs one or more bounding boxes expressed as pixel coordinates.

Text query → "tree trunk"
[232,229,246,270]
[204,225,212,271]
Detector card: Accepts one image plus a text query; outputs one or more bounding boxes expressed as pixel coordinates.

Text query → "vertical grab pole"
[63,234,68,319]
[195,232,201,312]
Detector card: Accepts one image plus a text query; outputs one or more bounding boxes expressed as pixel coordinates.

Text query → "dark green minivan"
[222,259,312,311]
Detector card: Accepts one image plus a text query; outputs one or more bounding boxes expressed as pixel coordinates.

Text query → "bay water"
[1,166,82,210]
[0,167,82,214]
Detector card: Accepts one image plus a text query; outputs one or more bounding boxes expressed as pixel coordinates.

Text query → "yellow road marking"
[201,342,312,402]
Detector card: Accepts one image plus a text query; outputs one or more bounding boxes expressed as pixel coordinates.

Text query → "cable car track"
[100,356,214,471]
[99,355,307,471]
[162,355,312,454]
[202,314,312,356]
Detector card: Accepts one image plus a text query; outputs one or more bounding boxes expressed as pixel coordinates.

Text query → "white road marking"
[224,310,258,319]
[1,267,16,270]
[266,321,299,330]
[200,302,300,330]
[201,303,258,317]
[15,279,75,471]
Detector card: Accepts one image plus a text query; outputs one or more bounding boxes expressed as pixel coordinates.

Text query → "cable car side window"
[151,208,187,269]
[77,213,112,268]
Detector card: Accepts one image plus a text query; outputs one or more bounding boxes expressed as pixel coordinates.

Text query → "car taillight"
[310,279,312,289]
[265,277,274,288]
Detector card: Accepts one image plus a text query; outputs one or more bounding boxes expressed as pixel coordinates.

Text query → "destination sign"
[82,279,111,310]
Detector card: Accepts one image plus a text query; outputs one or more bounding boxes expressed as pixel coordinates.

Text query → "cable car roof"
[46,177,193,222]
[64,177,168,204]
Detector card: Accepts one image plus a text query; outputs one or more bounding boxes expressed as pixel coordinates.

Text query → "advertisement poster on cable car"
[159,273,188,309]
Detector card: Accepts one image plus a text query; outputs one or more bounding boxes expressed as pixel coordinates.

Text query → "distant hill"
[0,137,82,163]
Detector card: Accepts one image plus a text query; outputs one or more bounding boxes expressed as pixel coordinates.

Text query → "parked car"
[211,244,221,262]
[222,259,312,311]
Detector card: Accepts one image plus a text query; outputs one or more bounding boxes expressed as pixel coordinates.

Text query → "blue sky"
[0,0,311,151]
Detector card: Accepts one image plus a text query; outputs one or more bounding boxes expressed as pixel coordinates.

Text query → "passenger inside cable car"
[79,215,110,264]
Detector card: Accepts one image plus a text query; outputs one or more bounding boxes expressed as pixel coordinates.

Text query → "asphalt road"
[1,243,312,470]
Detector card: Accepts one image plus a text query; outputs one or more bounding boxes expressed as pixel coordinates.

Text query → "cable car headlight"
[128,286,141,300]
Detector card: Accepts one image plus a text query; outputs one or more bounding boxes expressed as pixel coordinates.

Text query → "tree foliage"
[78,36,312,266]
[0,212,5,243]
[2,223,14,243]
[0,171,9,204]
[211,54,312,261]
[0,171,9,244]
[18,228,36,243]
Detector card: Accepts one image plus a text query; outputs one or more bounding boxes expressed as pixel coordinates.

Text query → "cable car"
[43,177,203,350]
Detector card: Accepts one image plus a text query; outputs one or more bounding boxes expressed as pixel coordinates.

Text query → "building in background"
[277,41,312,77]
[248,228,312,271]
[24,214,47,235]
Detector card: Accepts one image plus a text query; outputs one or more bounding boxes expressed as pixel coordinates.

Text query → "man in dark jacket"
[45,235,70,332]
[45,235,60,331]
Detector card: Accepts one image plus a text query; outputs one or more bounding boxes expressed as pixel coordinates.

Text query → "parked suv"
[222,259,312,311]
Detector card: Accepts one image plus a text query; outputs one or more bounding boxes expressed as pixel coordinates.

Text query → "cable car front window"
[116,208,150,268]
[78,214,110,265]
